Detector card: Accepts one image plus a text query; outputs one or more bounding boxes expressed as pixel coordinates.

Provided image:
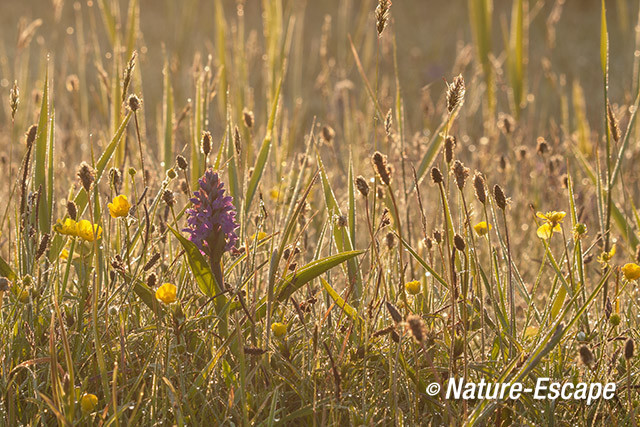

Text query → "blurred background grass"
[1,0,636,143]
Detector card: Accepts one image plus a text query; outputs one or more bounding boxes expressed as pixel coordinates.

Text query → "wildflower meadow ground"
[1,0,640,425]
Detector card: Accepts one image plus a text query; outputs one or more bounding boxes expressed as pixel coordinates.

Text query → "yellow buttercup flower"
[405,280,421,295]
[622,263,640,281]
[108,194,131,218]
[269,188,281,201]
[271,322,287,337]
[251,231,267,241]
[80,393,98,413]
[536,211,566,239]
[60,249,69,260]
[473,221,492,236]
[597,244,616,266]
[537,211,566,226]
[155,283,177,304]
[54,218,78,236]
[76,220,102,242]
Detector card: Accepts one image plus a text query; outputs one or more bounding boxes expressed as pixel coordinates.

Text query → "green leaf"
[550,285,566,320]
[168,226,224,301]
[75,111,133,212]
[469,0,495,116]
[508,0,525,118]
[35,65,50,232]
[411,112,457,191]
[398,235,448,288]
[276,250,364,302]
[317,152,363,302]
[245,77,282,213]
[321,278,363,325]
[132,279,163,318]
[600,0,608,78]
[0,255,17,282]
[162,58,174,171]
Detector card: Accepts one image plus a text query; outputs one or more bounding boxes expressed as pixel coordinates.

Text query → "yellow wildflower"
[405,280,421,295]
[54,218,78,236]
[60,249,69,260]
[597,244,616,266]
[155,283,177,304]
[269,188,281,201]
[473,221,492,236]
[76,220,102,242]
[537,211,566,226]
[622,263,640,281]
[80,393,98,413]
[251,231,267,241]
[271,322,287,337]
[108,194,131,218]
[536,211,566,239]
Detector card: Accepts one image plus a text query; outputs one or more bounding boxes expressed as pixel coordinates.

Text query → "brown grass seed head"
[451,160,469,190]
[372,151,392,185]
[446,74,465,113]
[355,175,370,197]
[473,172,486,204]
[444,135,456,163]
[493,184,507,210]
[625,338,635,360]
[431,166,443,184]
[77,161,96,192]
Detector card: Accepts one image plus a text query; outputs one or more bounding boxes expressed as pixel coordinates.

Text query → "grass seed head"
[625,338,635,360]
[35,233,50,260]
[176,155,188,170]
[322,125,335,143]
[243,108,254,128]
[355,175,370,197]
[607,102,620,143]
[109,168,123,193]
[66,200,77,221]
[473,172,486,204]
[162,189,175,207]
[385,301,403,323]
[127,94,141,112]
[201,131,212,157]
[579,345,594,367]
[431,167,443,184]
[536,137,549,155]
[493,184,507,210]
[375,0,391,37]
[446,74,465,113]
[405,315,426,343]
[146,272,157,289]
[497,112,515,135]
[452,160,469,190]
[372,151,392,185]
[10,80,19,121]
[26,124,38,147]
[385,232,395,250]
[77,162,95,193]
[444,136,456,163]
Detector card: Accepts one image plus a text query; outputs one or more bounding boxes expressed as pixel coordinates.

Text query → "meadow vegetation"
[1,0,640,425]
